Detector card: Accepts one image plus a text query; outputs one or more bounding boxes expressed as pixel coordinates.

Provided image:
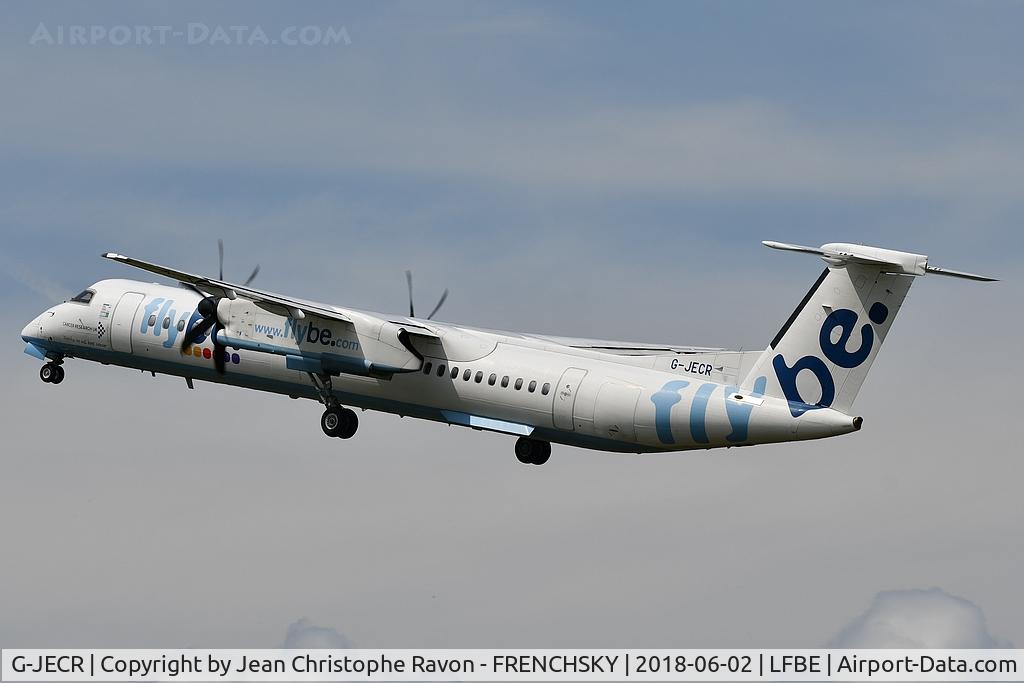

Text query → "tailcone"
[797,408,863,439]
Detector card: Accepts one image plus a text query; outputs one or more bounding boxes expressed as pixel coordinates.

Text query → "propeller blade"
[426,288,449,320]
[243,264,261,286]
[218,239,260,285]
[213,324,226,375]
[217,239,225,280]
[405,270,415,317]
[181,315,216,349]
[181,296,220,349]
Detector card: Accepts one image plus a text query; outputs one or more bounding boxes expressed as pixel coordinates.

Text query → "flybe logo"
[136,297,360,353]
[772,302,889,417]
[650,377,767,445]
[255,319,361,351]
[136,297,241,365]
[138,297,194,348]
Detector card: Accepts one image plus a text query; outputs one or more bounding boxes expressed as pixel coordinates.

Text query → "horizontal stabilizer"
[924,265,998,282]
[762,241,997,282]
[762,241,829,257]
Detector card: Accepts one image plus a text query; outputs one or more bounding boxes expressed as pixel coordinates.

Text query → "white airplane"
[21,241,994,464]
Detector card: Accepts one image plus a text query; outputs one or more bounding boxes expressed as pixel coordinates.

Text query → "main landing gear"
[515,437,551,465]
[308,371,359,440]
[39,361,65,385]
[321,407,359,439]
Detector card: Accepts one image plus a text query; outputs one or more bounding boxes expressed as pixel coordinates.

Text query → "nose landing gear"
[515,437,551,465]
[39,362,65,385]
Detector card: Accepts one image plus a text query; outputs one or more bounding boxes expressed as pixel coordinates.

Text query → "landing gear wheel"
[515,438,533,464]
[515,437,551,465]
[39,363,60,384]
[321,408,359,439]
[321,409,344,437]
[336,409,358,439]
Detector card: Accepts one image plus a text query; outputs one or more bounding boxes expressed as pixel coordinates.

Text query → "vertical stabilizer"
[743,241,995,416]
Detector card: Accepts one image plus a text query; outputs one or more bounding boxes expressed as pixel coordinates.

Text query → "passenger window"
[463,369,471,381]
[176,319,186,332]
[451,366,459,379]
[515,378,523,390]
[542,382,551,395]
[474,371,483,383]
[501,376,509,388]
[70,289,94,304]
[162,317,171,329]
[528,380,537,393]
[488,373,497,386]
[148,314,157,327]
[423,361,432,375]
[437,364,446,377]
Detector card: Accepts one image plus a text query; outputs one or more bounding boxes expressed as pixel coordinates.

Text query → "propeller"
[217,238,260,285]
[405,270,449,320]
[180,240,259,375]
[243,264,260,286]
[426,289,449,320]
[181,296,227,374]
[405,270,414,317]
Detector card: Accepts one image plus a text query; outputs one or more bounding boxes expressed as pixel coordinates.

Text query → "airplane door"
[552,367,588,431]
[594,382,641,441]
[110,292,144,353]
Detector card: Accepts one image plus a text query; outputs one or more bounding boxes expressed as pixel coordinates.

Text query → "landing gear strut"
[515,437,551,465]
[309,371,359,440]
[39,361,64,385]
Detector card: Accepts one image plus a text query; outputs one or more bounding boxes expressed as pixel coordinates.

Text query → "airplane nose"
[22,316,41,342]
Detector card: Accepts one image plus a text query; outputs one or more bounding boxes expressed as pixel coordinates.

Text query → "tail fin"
[743,241,996,416]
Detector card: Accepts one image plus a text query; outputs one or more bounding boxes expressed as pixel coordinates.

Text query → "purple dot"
[231,353,240,364]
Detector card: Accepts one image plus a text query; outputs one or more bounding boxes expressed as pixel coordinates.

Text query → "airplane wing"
[103,252,446,379]
[102,252,353,324]
[526,333,723,356]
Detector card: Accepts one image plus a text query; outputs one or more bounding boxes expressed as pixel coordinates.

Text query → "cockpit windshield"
[70,289,94,304]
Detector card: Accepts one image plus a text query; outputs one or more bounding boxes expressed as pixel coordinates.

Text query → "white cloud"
[831,588,1009,648]
[0,255,72,303]
[282,618,351,649]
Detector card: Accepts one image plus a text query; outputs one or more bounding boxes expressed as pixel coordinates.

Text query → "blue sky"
[1,1,1021,649]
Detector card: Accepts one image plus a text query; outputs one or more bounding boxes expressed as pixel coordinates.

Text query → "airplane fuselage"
[22,278,859,455]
